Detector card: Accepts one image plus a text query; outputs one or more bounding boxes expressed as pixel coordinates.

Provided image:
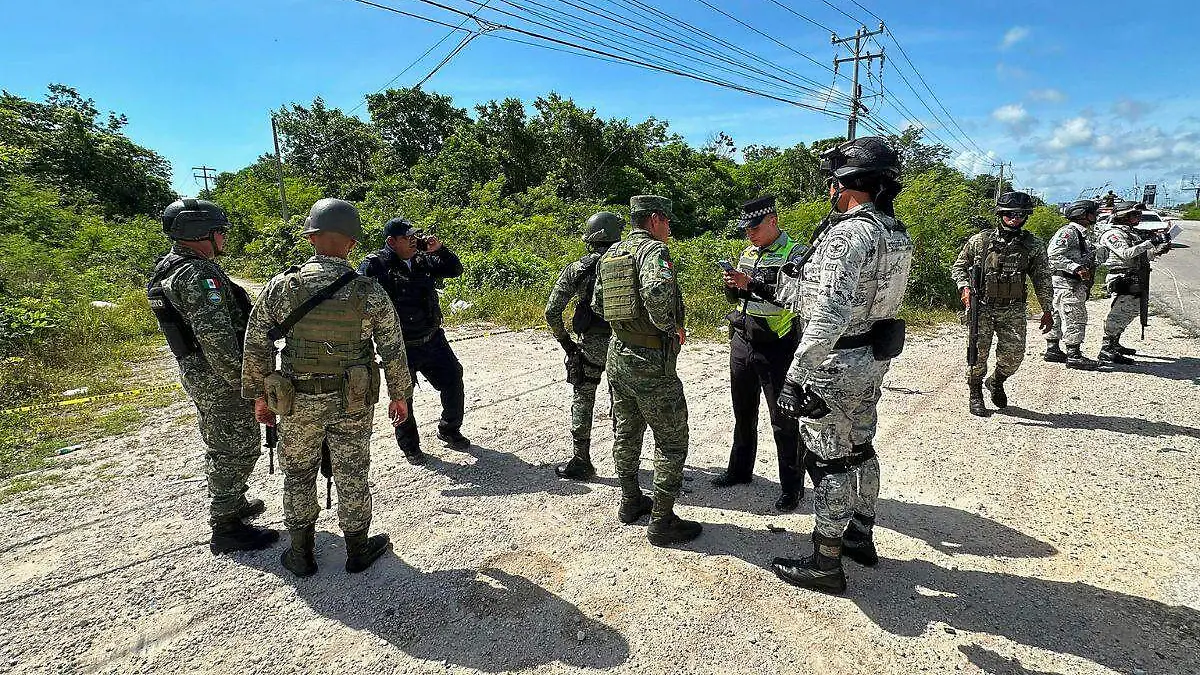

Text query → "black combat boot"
[617,475,653,524]
[280,525,317,578]
[401,447,426,465]
[209,520,279,555]
[841,516,879,567]
[774,491,801,512]
[555,439,596,481]
[968,378,987,417]
[710,471,753,488]
[1043,340,1067,363]
[1064,344,1100,371]
[344,529,391,573]
[771,532,847,594]
[236,498,266,520]
[985,374,1008,408]
[1098,338,1135,365]
[436,428,472,450]
[646,497,703,547]
[1113,340,1137,356]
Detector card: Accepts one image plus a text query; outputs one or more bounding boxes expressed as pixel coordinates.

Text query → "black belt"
[292,377,341,394]
[405,327,442,348]
[1053,270,1084,281]
[833,331,872,350]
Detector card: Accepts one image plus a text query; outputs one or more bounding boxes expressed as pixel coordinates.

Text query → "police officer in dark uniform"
[358,217,469,463]
[712,196,805,511]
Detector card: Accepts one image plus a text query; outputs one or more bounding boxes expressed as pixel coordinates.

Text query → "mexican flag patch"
[203,278,221,290]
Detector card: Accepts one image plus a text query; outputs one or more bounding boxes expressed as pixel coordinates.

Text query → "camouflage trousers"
[179,360,260,527]
[606,340,688,504]
[278,392,374,534]
[569,330,610,447]
[968,303,1029,381]
[800,346,887,538]
[1047,279,1089,347]
[1103,293,1140,340]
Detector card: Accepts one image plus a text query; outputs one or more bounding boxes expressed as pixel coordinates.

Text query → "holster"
[264,372,295,416]
[869,319,906,361]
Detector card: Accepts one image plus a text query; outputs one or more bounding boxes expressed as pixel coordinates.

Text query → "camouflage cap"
[629,195,674,219]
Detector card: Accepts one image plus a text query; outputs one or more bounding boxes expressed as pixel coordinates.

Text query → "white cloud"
[1000,26,1030,50]
[1046,117,1094,151]
[1112,98,1153,122]
[1028,88,1066,103]
[992,104,1028,124]
[995,62,1028,80]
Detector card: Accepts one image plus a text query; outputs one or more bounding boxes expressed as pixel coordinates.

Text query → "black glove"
[558,337,579,355]
[777,379,805,419]
[778,379,831,420]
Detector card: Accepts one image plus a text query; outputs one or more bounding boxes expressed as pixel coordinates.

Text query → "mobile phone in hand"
[717,260,735,273]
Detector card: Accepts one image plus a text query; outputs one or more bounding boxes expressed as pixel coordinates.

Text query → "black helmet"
[161,199,229,241]
[582,211,623,244]
[1064,199,1099,221]
[996,191,1035,216]
[301,198,363,240]
[820,136,901,182]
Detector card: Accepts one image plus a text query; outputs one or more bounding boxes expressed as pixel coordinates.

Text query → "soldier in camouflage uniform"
[1097,200,1172,364]
[768,137,913,595]
[242,199,413,577]
[147,199,278,555]
[951,192,1054,417]
[1044,200,1101,370]
[591,195,702,547]
[545,211,623,480]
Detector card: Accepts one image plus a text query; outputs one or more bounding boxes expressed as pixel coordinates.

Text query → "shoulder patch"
[202,278,222,290]
[825,234,851,260]
[206,290,223,305]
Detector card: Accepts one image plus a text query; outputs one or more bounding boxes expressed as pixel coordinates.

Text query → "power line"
[762,0,835,34]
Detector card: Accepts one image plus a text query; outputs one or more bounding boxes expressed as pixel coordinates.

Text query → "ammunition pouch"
[1107,276,1143,298]
[564,350,602,386]
[341,363,380,414]
[264,372,295,416]
[832,319,906,361]
[983,237,1030,301]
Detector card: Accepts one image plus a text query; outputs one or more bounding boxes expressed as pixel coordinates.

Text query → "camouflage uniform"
[951,229,1053,381]
[151,244,260,527]
[545,254,611,454]
[592,196,696,544]
[242,255,413,535]
[1046,223,1096,348]
[1099,223,1160,345]
[775,203,912,540]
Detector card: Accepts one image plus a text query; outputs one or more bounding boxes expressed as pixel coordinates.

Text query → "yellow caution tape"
[446,327,531,344]
[0,383,182,415]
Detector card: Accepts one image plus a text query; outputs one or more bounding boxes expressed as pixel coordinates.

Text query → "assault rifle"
[264,424,277,474]
[966,264,984,367]
[321,439,333,509]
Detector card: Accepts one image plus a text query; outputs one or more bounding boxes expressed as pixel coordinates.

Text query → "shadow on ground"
[687,507,1197,675]
[958,645,1063,675]
[242,534,629,672]
[1000,406,1199,440]
[1120,354,1200,384]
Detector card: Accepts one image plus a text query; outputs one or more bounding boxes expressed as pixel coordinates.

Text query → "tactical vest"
[982,230,1032,301]
[600,236,666,348]
[363,250,443,341]
[734,235,799,339]
[571,252,609,335]
[279,267,373,377]
[1100,226,1146,277]
[146,251,251,359]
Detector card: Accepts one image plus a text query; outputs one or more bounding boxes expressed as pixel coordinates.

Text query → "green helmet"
[301,198,362,240]
[161,198,229,241]
[582,211,623,244]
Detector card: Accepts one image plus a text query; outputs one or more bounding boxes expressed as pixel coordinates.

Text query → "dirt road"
[1,306,1197,675]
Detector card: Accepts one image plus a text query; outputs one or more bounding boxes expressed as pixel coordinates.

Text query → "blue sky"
[2,0,1195,203]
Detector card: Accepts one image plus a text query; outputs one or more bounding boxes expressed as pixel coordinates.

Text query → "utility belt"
[405,327,443,348]
[263,364,381,416]
[727,311,795,346]
[831,318,906,361]
[613,328,663,350]
[981,296,1024,308]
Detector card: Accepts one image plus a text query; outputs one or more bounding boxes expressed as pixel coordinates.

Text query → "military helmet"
[1112,200,1145,219]
[1064,199,1099,221]
[820,136,901,182]
[301,198,363,240]
[161,198,229,241]
[996,191,1035,215]
[582,211,623,244]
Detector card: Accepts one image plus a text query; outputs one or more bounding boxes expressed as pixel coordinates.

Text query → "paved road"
[1149,219,1200,336]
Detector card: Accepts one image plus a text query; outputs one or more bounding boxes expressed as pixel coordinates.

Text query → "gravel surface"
[1,305,1197,675]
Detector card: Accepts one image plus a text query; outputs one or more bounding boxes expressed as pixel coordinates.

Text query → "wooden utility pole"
[191,165,217,194]
[271,115,290,223]
[992,161,1012,205]
[832,23,885,140]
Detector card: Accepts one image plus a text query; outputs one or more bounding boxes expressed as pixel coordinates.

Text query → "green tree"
[366,87,471,175]
[273,97,378,200]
